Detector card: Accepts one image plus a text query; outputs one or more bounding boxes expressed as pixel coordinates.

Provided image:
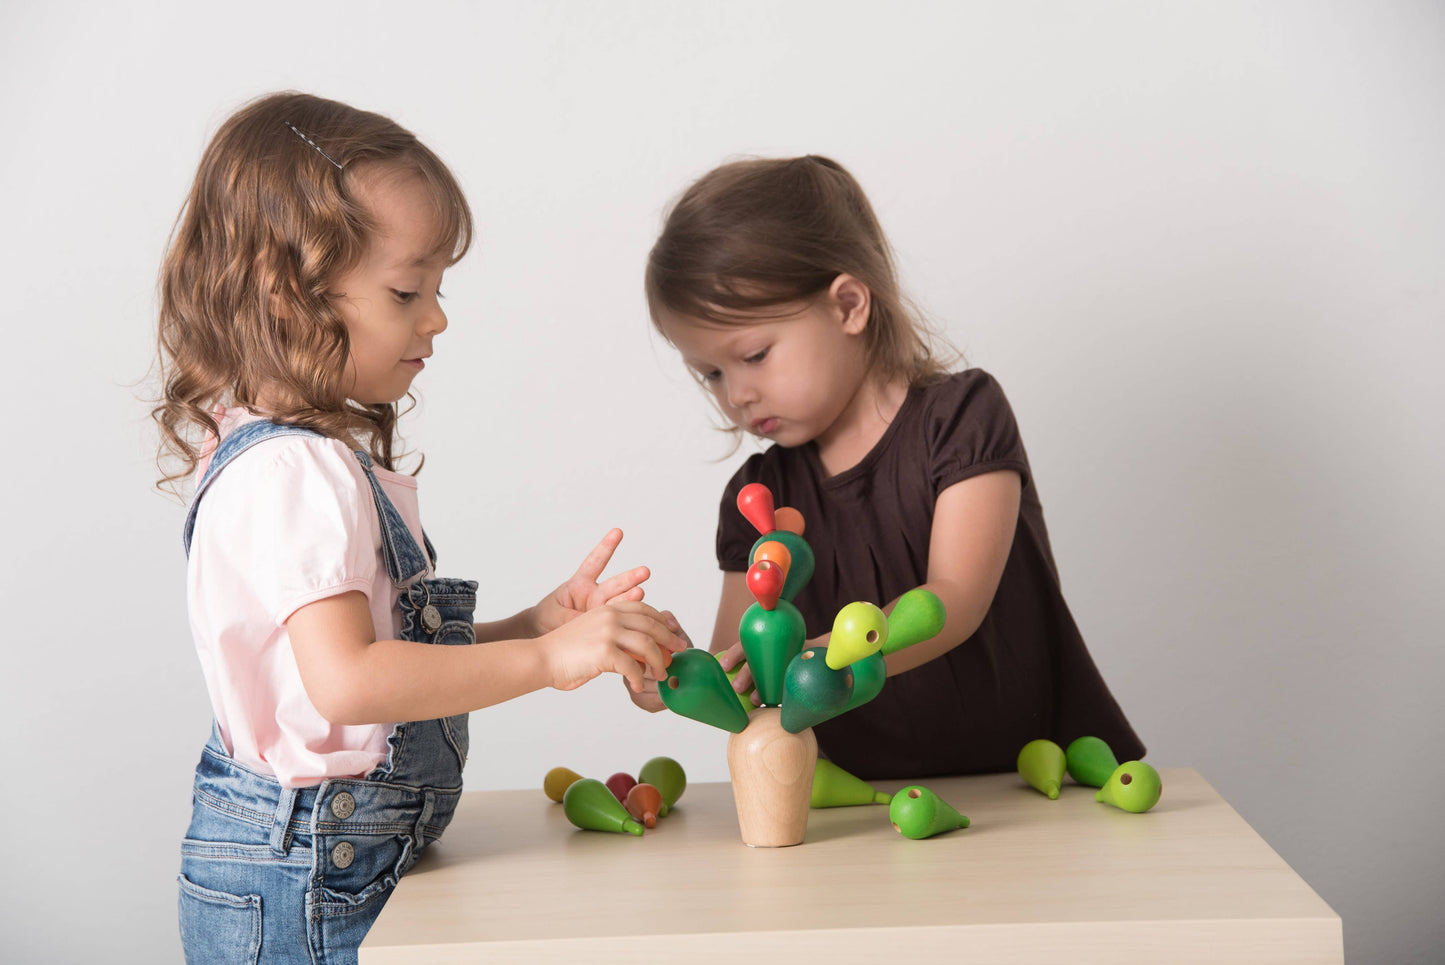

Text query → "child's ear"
[829,274,871,335]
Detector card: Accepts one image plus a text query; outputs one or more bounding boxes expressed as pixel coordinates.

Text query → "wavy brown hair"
[152,91,472,495]
[645,155,956,443]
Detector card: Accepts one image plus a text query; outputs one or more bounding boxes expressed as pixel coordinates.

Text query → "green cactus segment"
[738,600,806,706]
[811,758,891,808]
[659,649,751,733]
[750,530,815,601]
[1065,736,1120,789]
[843,651,887,712]
[1096,761,1162,813]
[638,756,687,818]
[1017,739,1066,800]
[780,647,854,733]
[825,601,889,669]
[889,785,970,839]
[562,778,645,835]
[881,589,946,656]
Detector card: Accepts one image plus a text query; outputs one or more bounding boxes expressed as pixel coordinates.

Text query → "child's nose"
[421,300,448,336]
[726,373,759,408]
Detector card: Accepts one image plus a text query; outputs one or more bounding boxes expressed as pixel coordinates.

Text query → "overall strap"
[182,421,436,586]
[350,450,434,587]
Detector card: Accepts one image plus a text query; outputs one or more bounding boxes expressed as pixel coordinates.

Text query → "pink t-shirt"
[186,407,431,787]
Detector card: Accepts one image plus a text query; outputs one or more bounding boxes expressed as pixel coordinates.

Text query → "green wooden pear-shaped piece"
[780,647,853,733]
[750,530,815,601]
[1096,761,1162,813]
[842,651,887,712]
[562,778,644,836]
[659,649,750,734]
[1017,739,1066,799]
[638,756,687,817]
[1065,736,1119,789]
[889,785,970,839]
[881,588,946,656]
[811,758,890,807]
[825,601,889,669]
[738,600,806,706]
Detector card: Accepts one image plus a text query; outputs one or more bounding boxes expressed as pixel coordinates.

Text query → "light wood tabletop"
[360,767,1341,964]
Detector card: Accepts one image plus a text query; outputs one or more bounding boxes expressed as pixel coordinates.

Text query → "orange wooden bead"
[752,540,792,582]
[625,782,664,828]
[773,506,805,536]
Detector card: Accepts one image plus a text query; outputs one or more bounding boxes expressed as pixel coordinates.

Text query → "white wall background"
[2,1,1441,961]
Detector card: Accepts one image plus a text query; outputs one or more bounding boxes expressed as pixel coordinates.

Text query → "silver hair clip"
[284,121,344,170]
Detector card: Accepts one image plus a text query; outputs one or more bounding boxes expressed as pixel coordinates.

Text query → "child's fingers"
[608,603,689,651]
[597,567,650,602]
[614,653,646,693]
[623,634,674,682]
[658,610,695,648]
[609,616,683,680]
[572,528,626,583]
[715,641,745,670]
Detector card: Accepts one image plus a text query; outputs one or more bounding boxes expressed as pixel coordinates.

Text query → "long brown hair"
[645,155,956,416]
[152,91,472,495]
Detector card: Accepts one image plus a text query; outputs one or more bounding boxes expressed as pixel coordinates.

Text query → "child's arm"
[714,470,1021,690]
[287,592,685,725]
[880,469,1020,674]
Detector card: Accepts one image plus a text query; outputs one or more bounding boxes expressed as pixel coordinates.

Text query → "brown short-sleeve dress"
[717,369,1145,779]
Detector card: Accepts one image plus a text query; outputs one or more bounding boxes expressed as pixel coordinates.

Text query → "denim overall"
[177,420,478,965]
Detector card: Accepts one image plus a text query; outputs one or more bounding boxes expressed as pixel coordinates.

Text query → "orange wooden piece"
[752,540,792,582]
[774,506,805,536]
[737,483,776,536]
[625,782,664,828]
[746,560,785,611]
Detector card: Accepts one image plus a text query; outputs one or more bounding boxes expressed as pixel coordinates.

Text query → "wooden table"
[360,768,1342,963]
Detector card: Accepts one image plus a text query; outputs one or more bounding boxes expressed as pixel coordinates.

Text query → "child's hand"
[715,641,759,704]
[540,601,687,694]
[626,610,694,712]
[533,528,650,636]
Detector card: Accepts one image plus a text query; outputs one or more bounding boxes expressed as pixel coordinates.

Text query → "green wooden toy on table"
[660,482,953,846]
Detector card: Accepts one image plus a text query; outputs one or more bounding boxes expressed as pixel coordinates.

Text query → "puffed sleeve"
[201,436,380,626]
[924,370,1032,495]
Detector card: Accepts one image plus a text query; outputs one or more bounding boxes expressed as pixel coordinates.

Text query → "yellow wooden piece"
[543,766,583,803]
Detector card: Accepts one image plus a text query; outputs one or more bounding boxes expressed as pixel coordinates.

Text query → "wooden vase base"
[726,708,817,847]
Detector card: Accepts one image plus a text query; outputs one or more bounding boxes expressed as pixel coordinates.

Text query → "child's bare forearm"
[473,608,540,642]
[309,636,550,725]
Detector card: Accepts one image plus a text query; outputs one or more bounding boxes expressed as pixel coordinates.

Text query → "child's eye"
[743,348,769,364]
[392,290,418,303]
[696,368,722,384]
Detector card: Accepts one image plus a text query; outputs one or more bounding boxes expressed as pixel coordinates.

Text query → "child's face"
[331,168,451,405]
[659,293,871,450]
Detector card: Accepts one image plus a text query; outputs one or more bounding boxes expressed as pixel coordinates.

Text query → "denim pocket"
[178,874,261,965]
[312,832,414,918]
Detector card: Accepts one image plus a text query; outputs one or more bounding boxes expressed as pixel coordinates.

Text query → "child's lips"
[751,417,779,434]
[403,358,426,370]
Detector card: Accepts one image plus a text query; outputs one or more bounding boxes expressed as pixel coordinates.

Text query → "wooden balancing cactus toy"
[660,482,946,847]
